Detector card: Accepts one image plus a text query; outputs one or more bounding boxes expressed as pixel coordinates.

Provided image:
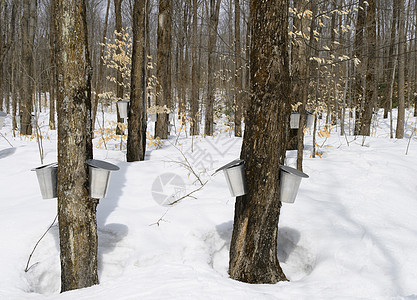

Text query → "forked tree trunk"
[229,0,290,284]
[155,0,172,139]
[127,0,147,162]
[54,0,98,292]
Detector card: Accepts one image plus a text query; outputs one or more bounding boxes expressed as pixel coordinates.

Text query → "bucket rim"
[117,99,130,104]
[31,162,58,172]
[215,159,244,174]
[87,159,120,171]
[279,164,309,178]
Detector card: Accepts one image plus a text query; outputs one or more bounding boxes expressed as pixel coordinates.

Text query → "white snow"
[1,108,417,299]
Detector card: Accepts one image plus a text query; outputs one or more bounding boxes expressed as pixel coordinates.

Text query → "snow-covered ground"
[1,108,417,299]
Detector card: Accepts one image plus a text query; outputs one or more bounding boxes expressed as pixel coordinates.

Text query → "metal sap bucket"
[0,111,6,129]
[290,112,300,129]
[149,114,157,122]
[87,159,120,199]
[32,162,58,199]
[306,111,314,129]
[216,159,247,197]
[117,100,130,119]
[279,165,309,203]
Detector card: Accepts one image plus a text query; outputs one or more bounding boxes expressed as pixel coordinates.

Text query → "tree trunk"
[190,0,199,135]
[54,0,98,292]
[48,0,56,130]
[204,0,221,136]
[396,0,405,139]
[383,0,399,120]
[155,0,172,139]
[114,0,124,134]
[234,0,242,137]
[229,0,290,284]
[353,0,365,135]
[92,0,111,131]
[20,0,37,135]
[127,0,147,162]
[359,0,377,136]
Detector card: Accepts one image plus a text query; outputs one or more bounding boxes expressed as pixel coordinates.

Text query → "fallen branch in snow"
[0,132,13,148]
[149,209,169,227]
[25,214,58,273]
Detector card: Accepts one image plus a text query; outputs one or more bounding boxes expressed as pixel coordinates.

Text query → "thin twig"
[25,214,58,272]
[149,209,169,227]
[168,141,204,186]
[168,180,208,206]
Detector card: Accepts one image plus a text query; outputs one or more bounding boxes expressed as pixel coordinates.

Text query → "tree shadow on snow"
[0,147,16,159]
[96,161,129,278]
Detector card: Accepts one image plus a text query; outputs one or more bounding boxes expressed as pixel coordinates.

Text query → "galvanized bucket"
[32,162,58,199]
[279,165,309,203]
[290,112,300,129]
[306,111,314,129]
[216,159,247,197]
[0,111,6,129]
[87,159,120,199]
[117,100,130,119]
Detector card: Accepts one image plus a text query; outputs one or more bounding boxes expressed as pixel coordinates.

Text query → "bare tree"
[190,0,199,135]
[20,0,37,135]
[234,0,242,137]
[396,0,406,139]
[155,0,173,139]
[127,0,147,161]
[359,0,377,136]
[204,0,221,136]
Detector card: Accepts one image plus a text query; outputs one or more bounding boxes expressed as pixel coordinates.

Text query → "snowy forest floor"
[1,108,417,299]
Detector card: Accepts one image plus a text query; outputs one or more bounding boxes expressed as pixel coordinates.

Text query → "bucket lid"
[117,99,130,104]
[215,159,244,174]
[0,111,6,117]
[87,159,120,171]
[279,165,309,178]
[31,162,58,171]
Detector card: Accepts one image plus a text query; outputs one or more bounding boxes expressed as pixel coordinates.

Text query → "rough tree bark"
[229,0,290,284]
[54,0,98,292]
[127,0,147,162]
[155,0,172,139]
